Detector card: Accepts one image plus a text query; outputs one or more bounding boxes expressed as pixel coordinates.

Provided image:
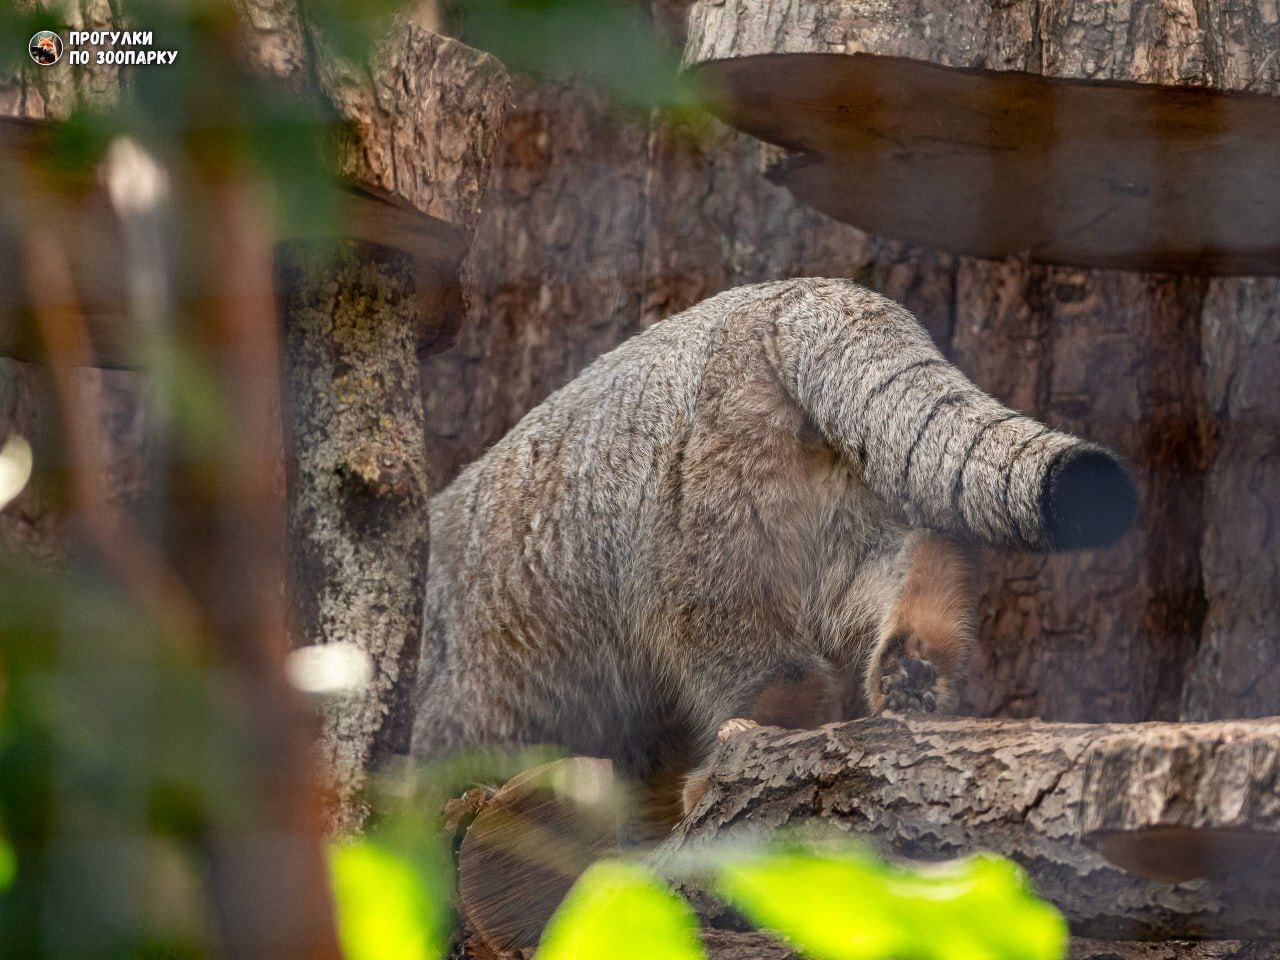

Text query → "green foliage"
[304,0,410,60]
[453,0,697,113]
[539,860,704,960]
[534,842,1065,960]
[716,846,1068,960]
[0,835,15,891]
[329,833,451,960]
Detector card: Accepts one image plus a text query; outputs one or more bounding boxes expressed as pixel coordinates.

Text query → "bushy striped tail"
[771,281,1137,551]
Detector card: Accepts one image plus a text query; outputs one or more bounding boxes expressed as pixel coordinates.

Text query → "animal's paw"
[870,632,942,714]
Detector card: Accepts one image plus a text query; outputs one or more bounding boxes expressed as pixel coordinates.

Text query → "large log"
[1181,278,1280,721]
[656,716,1280,941]
[449,923,1280,960]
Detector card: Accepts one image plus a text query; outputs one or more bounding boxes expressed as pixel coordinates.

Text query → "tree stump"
[446,739,1280,957]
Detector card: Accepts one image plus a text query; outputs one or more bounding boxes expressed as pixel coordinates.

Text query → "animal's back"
[412,288,745,757]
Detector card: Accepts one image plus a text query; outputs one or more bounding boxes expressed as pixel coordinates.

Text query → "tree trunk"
[420,75,654,489]
[1180,12,1280,719]
[279,241,431,832]
[276,20,505,832]
[1181,278,1280,720]
[657,716,1280,941]
[949,262,1206,722]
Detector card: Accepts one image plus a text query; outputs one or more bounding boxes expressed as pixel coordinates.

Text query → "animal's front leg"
[866,533,976,714]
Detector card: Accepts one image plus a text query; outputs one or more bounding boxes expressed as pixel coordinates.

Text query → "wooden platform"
[686,0,1280,275]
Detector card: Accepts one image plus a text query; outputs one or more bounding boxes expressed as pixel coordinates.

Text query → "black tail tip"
[1043,448,1138,550]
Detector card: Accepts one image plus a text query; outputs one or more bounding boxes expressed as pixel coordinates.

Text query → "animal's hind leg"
[866,533,976,714]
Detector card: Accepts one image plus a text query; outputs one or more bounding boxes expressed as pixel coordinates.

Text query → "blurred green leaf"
[0,834,15,891]
[539,859,704,960]
[329,837,449,960]
[304,0,408,61]
[455,0,695,112]
[716,846,1068,960]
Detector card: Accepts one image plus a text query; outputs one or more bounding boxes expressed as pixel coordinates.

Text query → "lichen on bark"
[278,239,430,833]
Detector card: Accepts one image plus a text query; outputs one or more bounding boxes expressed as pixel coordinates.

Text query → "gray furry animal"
[410,278,1136,832]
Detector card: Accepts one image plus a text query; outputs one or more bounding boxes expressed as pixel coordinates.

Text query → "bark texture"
[0,359,149,566]
[682,0,1280,273]
[319,23,507,239]
[420,77,653,486]
[657,716,1280,940]
[950,262,1207,722]
[0,0,122,120]
[1181,279,1280,720]
[275,19,505,832]
[280,242,431,833]
[685,0,1280,87]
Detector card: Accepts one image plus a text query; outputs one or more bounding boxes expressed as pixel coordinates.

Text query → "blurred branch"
[20,184,205,652]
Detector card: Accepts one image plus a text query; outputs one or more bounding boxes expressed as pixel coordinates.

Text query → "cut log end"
[458,758,619,955]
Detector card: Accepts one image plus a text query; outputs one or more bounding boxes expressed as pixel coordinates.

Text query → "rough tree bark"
[657,716,1280,941]
[1181,278,1280,720]
[950,263,1206,722]
[420,75,653,488]
[1192,0,1280,654]
[276,21,506,832]
[279,242,431,832]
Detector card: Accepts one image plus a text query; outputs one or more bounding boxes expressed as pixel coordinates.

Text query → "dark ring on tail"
[1042,447,1139,550]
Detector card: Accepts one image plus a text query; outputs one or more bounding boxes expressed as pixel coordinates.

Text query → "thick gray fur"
[409,279,1133,785]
